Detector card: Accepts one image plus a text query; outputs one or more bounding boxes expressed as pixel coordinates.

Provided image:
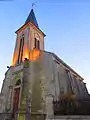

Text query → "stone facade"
[0,51,89,119]
[12,22,44,66]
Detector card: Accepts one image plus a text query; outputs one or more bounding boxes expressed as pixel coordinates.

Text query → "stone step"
[46,116,90,120]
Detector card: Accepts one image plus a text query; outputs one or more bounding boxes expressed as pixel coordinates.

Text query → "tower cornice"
[15,22,46,37]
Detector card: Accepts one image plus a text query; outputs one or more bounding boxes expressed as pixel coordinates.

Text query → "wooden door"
[12,87,20,118]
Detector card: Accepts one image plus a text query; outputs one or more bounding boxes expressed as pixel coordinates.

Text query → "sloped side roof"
[43,50,84,80]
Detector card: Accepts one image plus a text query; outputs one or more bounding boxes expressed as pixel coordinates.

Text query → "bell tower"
[12,9,45,66]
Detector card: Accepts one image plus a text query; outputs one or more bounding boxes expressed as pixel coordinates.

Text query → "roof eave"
[43,50,84,80]
[15,22,46,37]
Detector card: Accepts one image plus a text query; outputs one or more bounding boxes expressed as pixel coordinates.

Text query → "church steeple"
[12,9,45,66]
[25,9,39,28]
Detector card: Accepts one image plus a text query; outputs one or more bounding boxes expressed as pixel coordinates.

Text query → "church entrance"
[12,87,20,118]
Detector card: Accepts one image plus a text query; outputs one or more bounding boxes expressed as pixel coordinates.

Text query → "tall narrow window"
[18,35,24,64]
[58,72,62,95]
[34,38,40,49]
[66,70,74,94]
[20,36,24,62]
[37,40,40,49]
[35,38,37,48]
[73,76,80,94]
[18,38,22,63]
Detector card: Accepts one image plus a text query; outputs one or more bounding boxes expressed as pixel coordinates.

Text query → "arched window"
[34,38,40,49]
[20,35,24,62]
[15,79,21,86]
[18,35,24,64]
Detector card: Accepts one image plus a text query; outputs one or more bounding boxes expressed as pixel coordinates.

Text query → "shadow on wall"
[53,97,90,115]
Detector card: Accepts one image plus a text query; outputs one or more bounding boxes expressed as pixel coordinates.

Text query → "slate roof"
[25,9,39,28]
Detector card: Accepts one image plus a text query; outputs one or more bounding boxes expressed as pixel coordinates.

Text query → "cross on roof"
[32,2,35,9]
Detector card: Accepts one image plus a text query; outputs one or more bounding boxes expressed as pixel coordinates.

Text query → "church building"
[0,9,89,120]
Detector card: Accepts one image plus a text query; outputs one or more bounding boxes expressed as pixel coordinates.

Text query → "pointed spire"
[25,9,39,28]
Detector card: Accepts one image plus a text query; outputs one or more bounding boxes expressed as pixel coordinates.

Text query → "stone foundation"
[46,115,90,120]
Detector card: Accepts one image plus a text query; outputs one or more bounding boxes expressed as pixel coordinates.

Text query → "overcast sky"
[0,0,90,93]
